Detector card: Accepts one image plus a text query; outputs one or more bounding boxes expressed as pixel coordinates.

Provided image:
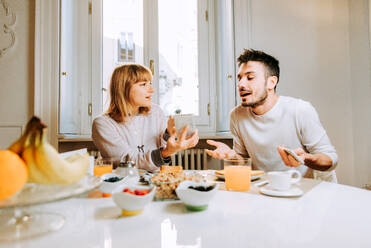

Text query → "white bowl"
[175,181,218,211]
[112,184,156,216]
[99,173,125,194]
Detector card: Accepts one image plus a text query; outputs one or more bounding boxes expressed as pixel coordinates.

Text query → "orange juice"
[225,165,251,191]
[93,164,112,177]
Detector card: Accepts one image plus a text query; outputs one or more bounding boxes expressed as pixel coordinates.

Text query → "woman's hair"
[106,64,153,122]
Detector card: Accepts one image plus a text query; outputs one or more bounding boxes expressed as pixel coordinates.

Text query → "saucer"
[260,185,303,197]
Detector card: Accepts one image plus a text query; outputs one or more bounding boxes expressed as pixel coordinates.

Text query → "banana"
[8,117,42,155]
[8,138,24,156]
[18,116,89,185]
[34,131,89,184]
[21,130,54,184]
[22,145,54,185]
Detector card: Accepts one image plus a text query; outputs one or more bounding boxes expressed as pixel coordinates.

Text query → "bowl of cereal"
[150,171,191,200]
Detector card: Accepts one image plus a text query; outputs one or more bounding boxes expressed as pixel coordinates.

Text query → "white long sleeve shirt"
[230,96,338,182]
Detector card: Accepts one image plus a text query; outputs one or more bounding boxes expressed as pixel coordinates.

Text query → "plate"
[0,175,102,208]
[260,185,303,197]
[215,174,260,181]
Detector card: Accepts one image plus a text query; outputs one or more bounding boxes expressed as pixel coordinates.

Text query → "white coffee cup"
[267,170,302,191]
[173,114,195,134]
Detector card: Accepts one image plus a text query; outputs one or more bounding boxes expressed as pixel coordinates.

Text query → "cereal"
[150,172,193,200]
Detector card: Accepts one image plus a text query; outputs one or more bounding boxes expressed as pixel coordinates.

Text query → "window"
[118,32,135,62]
[59,0,216,135]
[102,0,144,111]
[158,0,199,116]
[60,0,92,135]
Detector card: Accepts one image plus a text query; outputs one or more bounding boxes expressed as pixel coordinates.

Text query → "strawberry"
[134,189,150,195]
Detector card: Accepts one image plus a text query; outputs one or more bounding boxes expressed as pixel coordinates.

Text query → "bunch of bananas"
[9,117,89,185]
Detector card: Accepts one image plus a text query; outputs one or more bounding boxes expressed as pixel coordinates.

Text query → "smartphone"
[283,148,304,164]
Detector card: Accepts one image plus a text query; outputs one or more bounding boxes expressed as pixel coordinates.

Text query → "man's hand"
[205,140,240,160]
[277,146,307,167]
[277,146,332,171]
[161,126,199,158]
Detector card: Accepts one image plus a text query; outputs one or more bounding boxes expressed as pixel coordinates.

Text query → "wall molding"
[0,0,16,57]
[0,124,23,149]
[0,124,23,132]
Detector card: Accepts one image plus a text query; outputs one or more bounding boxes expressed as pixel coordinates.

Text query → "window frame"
[92,0,216,133]
[37,0,218,146]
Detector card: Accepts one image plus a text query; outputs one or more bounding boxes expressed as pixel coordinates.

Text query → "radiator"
[170,148,207,170]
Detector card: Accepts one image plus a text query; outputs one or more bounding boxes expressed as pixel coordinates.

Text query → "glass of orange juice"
[93,158,113,177]
[224,158,251,191]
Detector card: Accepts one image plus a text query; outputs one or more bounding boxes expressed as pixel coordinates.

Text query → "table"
[1,177,370,248]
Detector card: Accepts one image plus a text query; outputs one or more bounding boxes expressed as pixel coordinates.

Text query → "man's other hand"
[277,146,306,167]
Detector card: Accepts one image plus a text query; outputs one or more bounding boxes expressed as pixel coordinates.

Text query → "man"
[206,49,338,182]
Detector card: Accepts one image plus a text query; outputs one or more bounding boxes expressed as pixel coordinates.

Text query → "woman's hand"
[161,125,199,158]
[166,115,177,137]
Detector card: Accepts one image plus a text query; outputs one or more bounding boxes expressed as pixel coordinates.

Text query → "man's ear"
[267,76,278,90]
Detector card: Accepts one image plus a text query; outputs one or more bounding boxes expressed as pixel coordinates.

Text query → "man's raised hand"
[205,140,239,160]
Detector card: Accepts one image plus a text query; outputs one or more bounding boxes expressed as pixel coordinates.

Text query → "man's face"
[237,61,268,108]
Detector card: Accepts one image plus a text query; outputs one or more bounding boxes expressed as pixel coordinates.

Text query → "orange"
[0,150,28,200]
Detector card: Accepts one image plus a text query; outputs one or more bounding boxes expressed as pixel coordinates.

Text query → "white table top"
[1,177,371,248]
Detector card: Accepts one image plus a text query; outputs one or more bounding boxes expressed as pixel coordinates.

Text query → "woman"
[92,64,199,172]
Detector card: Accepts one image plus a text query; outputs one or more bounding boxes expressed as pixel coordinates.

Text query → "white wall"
[234,0,371,187]
[0,0,35,149]
[349,0,371,187]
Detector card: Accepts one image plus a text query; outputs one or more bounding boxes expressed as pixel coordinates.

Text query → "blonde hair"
[106,64,153,122]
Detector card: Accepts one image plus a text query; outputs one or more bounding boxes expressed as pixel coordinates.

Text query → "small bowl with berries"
[112,184,156,216]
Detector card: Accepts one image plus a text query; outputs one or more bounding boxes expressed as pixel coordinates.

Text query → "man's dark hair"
[237,49,280,90]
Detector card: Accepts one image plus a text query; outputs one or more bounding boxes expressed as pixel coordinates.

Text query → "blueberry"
[104,176,122,182]
[188,185,214,192]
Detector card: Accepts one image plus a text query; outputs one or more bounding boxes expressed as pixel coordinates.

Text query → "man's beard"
[241,82,268,108]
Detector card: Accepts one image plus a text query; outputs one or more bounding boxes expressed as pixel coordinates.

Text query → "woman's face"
[129,81,154,110]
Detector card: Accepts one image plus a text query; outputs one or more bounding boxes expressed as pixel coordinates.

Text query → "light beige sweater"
[92,104,169,172]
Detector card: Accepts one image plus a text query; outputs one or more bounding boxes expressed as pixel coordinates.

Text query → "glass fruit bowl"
[0,175,101,241]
